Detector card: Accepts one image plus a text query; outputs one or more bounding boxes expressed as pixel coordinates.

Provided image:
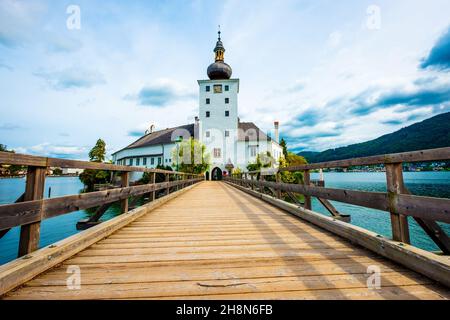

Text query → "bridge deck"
[3,182,449,300]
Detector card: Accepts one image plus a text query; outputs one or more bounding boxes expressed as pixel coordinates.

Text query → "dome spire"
[214,26,225,62]
[207,26,232,80]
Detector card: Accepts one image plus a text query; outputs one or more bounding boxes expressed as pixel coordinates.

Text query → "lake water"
[0,172,449,265]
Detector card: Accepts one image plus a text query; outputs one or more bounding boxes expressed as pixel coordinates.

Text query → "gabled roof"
[238,122,275,144]
[113,124,195,155]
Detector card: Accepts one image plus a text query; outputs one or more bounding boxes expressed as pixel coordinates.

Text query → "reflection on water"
[0,172,449,264]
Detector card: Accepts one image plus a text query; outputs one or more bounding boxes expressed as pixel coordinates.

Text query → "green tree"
[172,138,210,174]
[53,168,63,175]
[246,152,276,172]
[140,165,173,184]
[89,139,106,162]
[79,139,110,191]
[279,138,288,158]
[0,145,24,176]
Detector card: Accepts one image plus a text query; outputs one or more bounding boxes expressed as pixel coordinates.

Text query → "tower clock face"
[213,84,223,93]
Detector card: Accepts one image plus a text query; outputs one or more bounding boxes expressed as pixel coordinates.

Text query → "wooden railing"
[224,147,450,254]
[0,151,203,257]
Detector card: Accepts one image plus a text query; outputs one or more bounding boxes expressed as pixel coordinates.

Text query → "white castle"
[112,31,282,181]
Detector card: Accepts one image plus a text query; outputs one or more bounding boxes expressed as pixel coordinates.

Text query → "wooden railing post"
[386,163,410,243]
[251,174,255,190]
[18,166,46,257]
[120,172,129,213]
[276,172,282,199]
[151,172,156,201]
[166,173,170,195]
[303,170,312,210]
[260,174,265,194]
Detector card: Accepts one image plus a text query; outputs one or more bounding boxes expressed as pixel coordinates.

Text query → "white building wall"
[112,143,178,182]
[198,79,239,173]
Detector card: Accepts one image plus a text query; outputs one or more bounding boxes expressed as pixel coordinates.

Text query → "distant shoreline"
[0,175,79,179]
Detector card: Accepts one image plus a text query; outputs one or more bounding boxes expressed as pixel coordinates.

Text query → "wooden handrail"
[280,147,450,171]
[225,147,450,254]
[0,151,202,176]
[0,178,203,231]
[0,151,204,258]
[224,177,450,223]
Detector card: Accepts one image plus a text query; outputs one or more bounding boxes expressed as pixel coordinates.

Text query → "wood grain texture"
[2,182,448,300]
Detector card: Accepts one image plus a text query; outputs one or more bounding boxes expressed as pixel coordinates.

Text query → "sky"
[0,0,450,159]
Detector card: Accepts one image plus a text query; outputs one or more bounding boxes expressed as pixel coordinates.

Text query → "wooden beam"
[279,147,450,171]
[303,170,312,210]
[275,173,281,199]
[151,172,156,202]
[224,177,450,223]
[0,178,202,231]
[120,172,129,213]
[165,173,170,195]
[386,163,410,243]
[18,167,46,257]
[0,151,189,175]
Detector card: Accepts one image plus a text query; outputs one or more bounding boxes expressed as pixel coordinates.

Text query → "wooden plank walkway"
[2,182,449,300]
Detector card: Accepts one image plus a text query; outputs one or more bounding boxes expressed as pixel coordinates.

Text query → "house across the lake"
[112,31,282,181]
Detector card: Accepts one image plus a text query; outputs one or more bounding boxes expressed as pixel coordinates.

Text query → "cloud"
[15,143,89,159]
[46,36,83,53]
[420,26,450,71]
[0,123,20,130]
[33,67,106,90]
[349,84,450,116]
[0,0,45,48]
[0,62,13,71]
[125,80,196,107]
[328,31,343,48]
[286,109,321,128]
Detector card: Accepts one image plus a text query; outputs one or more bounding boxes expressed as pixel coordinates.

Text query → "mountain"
[298,112,450,163]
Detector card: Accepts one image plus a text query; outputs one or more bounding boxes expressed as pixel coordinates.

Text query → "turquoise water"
[310,172,450,251]
[0,177,121,265]
[0,172,449,265]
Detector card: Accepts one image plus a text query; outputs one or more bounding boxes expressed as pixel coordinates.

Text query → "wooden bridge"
[0,148,449,299]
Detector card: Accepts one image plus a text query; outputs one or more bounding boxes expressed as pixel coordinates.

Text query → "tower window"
[206,111,210,118]
[225,85,229,91]
[129,158,133,166]
[206,86,210,92]
[206,98,210,104]
[136,158,140,166]
[225,110,230,117]
[225,130,230,137]
[143,158,147,166]
[151,157,155,165]
[213,84,223,93]
[213,148,221,158]
[225,98,229,104]
[206,131,210,138]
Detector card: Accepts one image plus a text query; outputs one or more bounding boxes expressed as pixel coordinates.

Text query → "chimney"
[274,121,279,143]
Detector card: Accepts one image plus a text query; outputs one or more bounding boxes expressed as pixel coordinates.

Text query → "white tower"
[198,30,239,180]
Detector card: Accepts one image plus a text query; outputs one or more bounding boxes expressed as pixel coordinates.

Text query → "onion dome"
[207,29,232,80]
